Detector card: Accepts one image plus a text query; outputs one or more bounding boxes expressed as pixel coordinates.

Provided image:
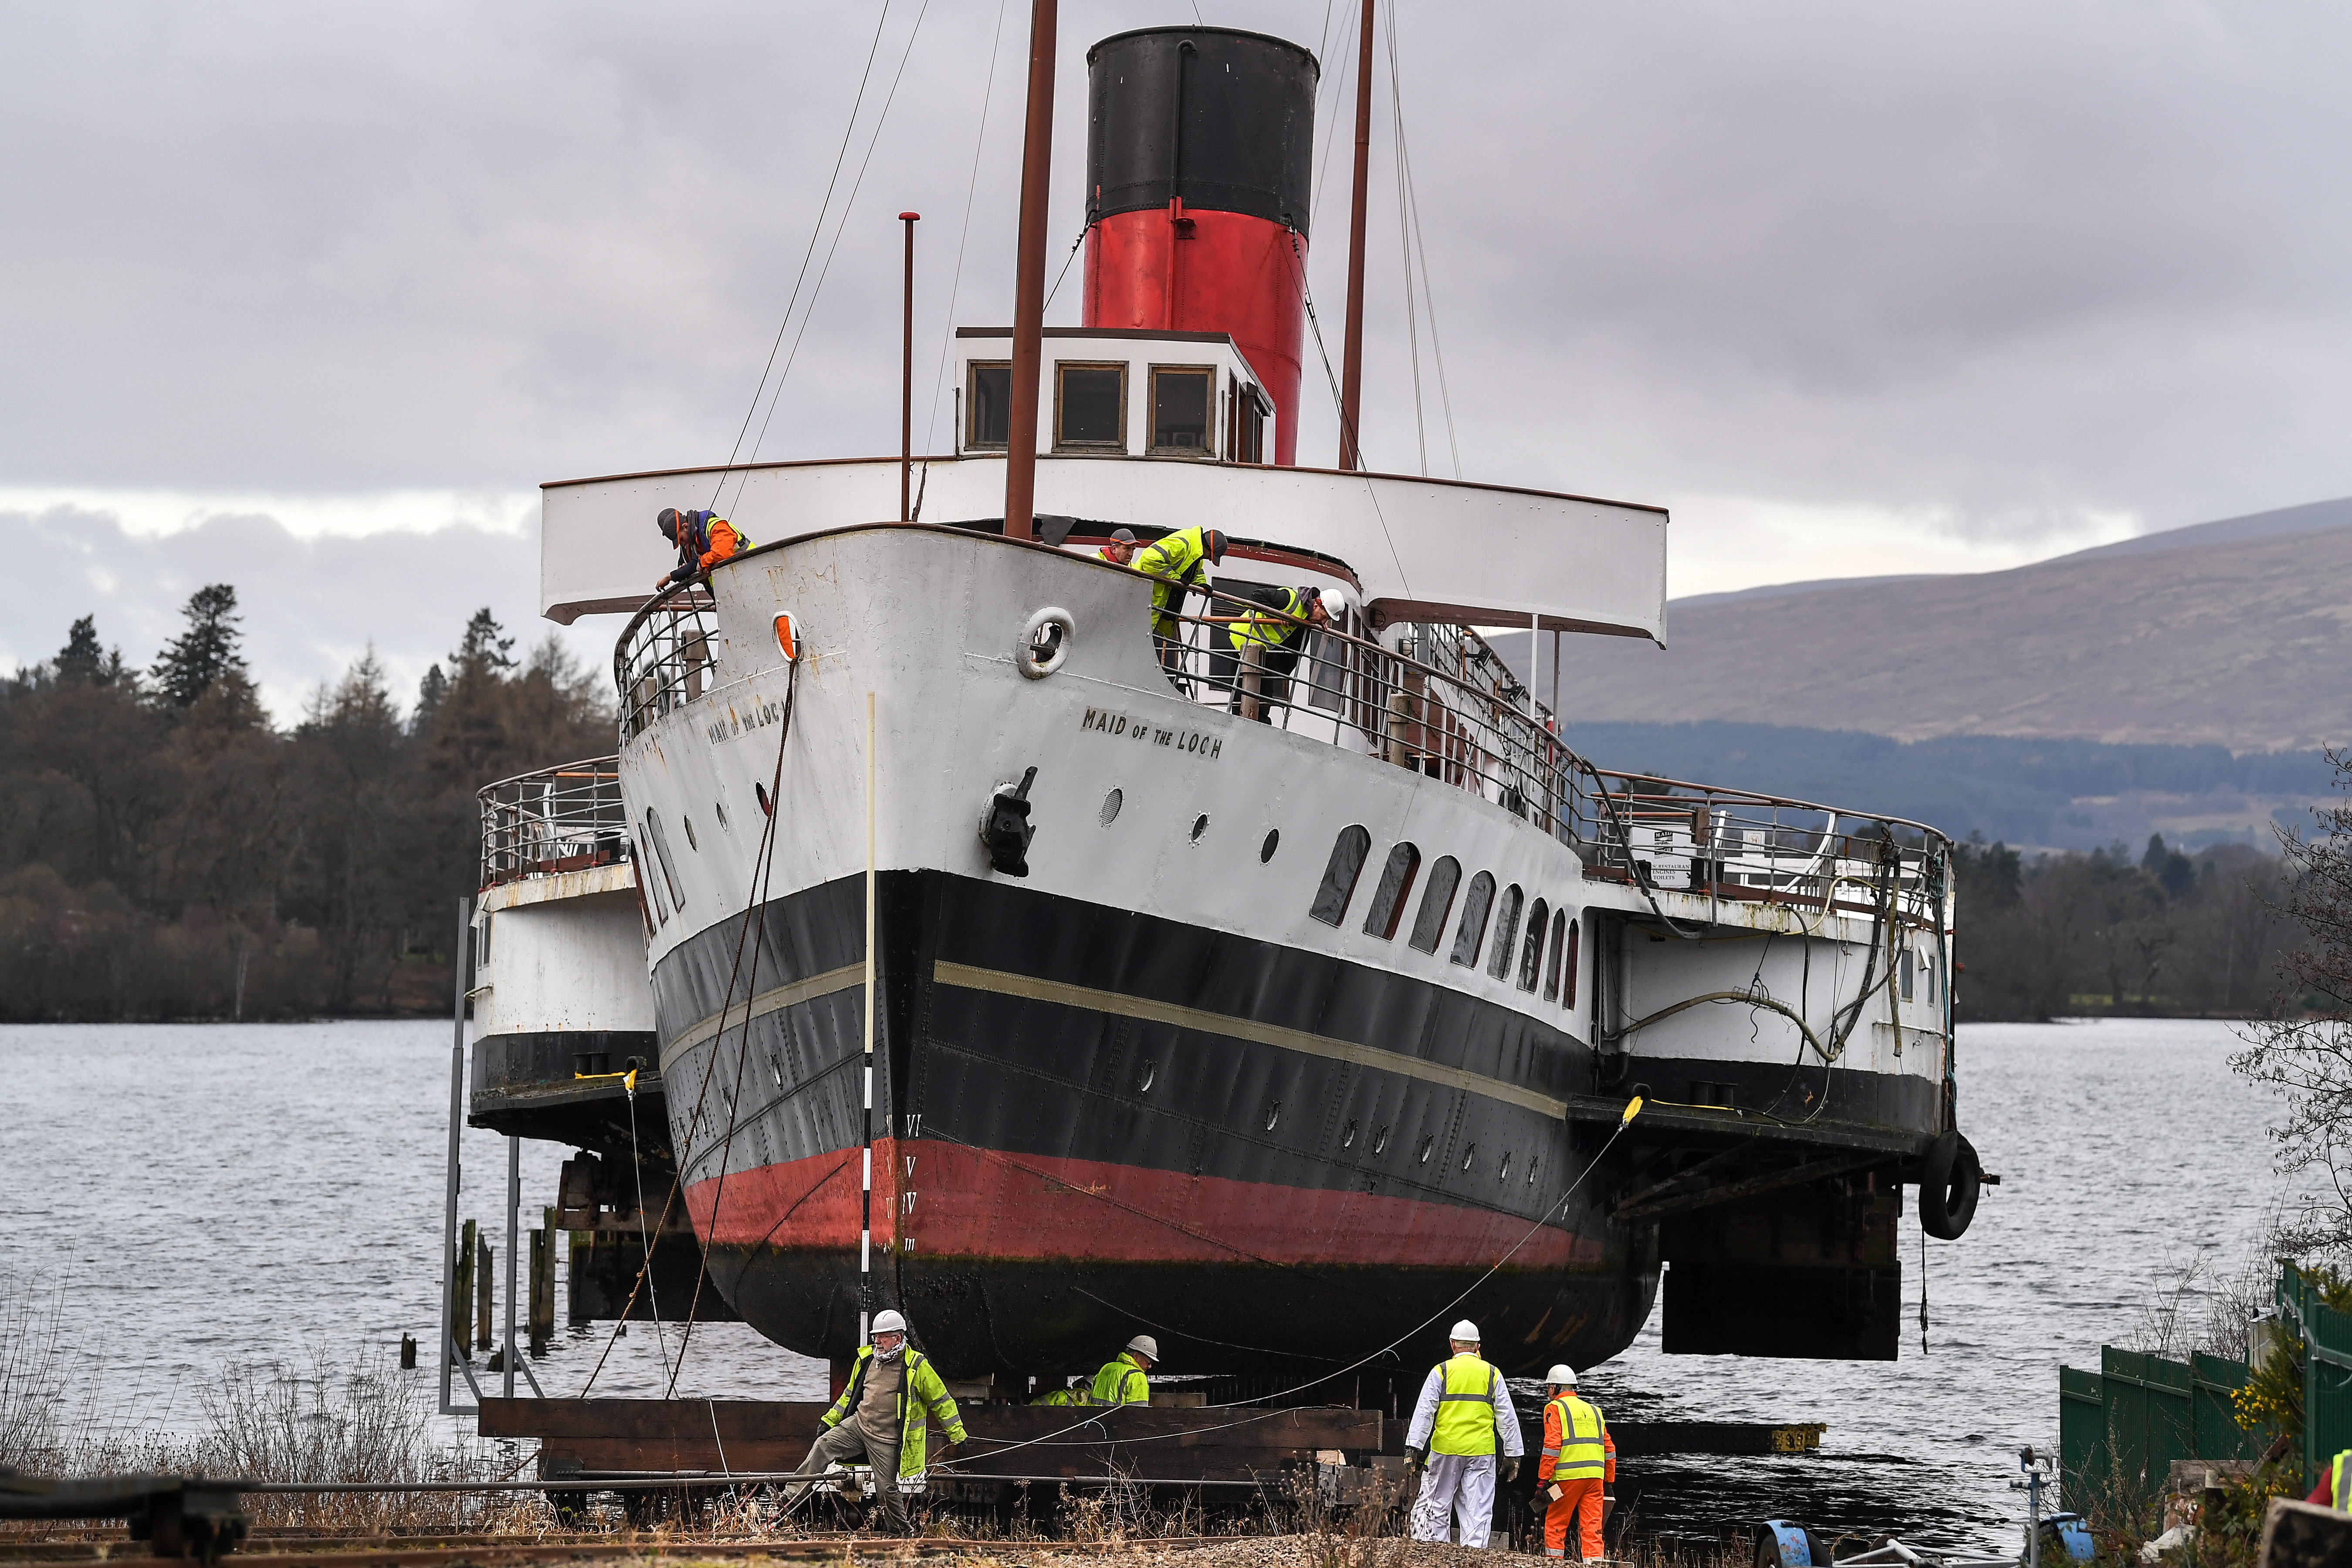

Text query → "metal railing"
[477,757,631,889]
[616,589,718,743]
[1155,582,1952,926]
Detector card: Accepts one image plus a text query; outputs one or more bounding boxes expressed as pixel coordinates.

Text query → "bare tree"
[2234,750,2352,1253]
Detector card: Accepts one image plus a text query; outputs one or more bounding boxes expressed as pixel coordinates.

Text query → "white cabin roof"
[539,453,1668,642]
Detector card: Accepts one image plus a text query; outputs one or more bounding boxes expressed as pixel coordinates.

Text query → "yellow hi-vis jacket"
[1231,587,1316,650]
[1539,1393,1615,1483]
[1432,1352,1503,1456]
[820,1345,967,1482]
[1088,1352,1151,1406]
[1132,527,1212,638]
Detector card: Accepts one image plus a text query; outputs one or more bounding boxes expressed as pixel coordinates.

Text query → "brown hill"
[1550,504,2352,750]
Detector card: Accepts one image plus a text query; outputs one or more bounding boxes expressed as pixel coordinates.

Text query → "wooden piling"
[529,1208,557,1345]
[454,1220,477,1358]
[477,1234,494,1352]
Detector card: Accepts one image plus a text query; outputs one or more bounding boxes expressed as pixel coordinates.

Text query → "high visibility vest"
[1089,1353,1150,1406]
[1431,1353,1500,1456]
[1545,1394,1608,1479]
[819,1346,966,1481]
[1133,527,1209,635]
[2334,1449,2352,1511]
[1232,588,1314,650]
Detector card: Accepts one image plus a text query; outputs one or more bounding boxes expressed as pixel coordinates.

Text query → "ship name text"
[708,696,786,744]
[1080,706,1222,760]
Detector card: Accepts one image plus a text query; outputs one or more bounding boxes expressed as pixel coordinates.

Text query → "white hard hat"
[1126,1334,1159,1361]
[1320,587,1349,620]
[1547,1364,1577,1386]
[1450,1320,1481,1343]
[871,1309,907,1337]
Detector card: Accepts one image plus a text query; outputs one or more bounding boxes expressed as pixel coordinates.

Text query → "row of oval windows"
[1308,826,1581,1010]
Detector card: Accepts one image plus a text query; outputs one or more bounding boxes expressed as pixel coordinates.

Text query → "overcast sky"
[4,0,2348,720]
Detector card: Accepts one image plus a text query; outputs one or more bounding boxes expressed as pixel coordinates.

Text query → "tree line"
[1951,831,2301,1021]
[0,586,613,1020]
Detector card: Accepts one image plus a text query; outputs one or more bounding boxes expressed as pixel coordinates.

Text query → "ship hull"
[654,868,1654,1375]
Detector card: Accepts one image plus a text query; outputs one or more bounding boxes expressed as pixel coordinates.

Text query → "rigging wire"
[921,0,1015,454]
[707,0,899,512]
[1384,1,1426,475]
[726,0,937,516]
[1385,5,1462,478]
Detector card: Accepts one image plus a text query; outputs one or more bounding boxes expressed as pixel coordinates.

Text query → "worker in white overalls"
[1404,1319,1523,1546]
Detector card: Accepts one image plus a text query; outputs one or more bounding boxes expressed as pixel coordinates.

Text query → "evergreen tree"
[54,615,126,686]
[413,663,449,735]
[453,609,517,680]
[152,585,249,706]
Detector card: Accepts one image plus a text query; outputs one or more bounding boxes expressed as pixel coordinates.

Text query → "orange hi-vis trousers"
[1543,1477,1605,1559]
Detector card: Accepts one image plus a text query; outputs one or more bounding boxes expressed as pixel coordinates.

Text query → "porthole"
[1527,1155,1539,1187]
[755,781,773,818]
[1101,787,1124,827]
[683,816,699,851]
[1191,813,1211,843]
[1260,828,1280,863]
[714,801,729,831]
[1372,1125,1390,1155]
[1264,1102,1282,1132]
[1498,1152,1511,1183]
[1137,1059,1157,1093]
[1417,1136,1434,1164]
[1341,1120,1358,1149]
[1460,1143,1477,1173]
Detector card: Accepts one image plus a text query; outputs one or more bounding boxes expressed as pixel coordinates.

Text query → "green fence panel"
[2061,1365,2108,1510]
[2192,1352,2256,1464]
[2060,1346,2253,1513]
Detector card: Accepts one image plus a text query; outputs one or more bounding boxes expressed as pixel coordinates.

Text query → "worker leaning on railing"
[1225,585,1337,723]
[653,507,753,591]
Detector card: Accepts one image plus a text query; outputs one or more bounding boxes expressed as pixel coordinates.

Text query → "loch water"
[0,1017,2300,1549]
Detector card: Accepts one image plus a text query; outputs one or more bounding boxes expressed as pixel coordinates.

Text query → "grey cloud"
[1,1,2347,551]
[0,506,619,725]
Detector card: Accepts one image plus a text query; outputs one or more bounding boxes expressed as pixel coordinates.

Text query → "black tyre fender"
[1919,1131,1981,1240]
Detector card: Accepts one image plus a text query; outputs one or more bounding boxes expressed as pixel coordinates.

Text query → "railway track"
[0,1533,1230,1567]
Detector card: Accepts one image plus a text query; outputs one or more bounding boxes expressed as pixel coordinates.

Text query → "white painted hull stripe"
[929,960,1570,1119]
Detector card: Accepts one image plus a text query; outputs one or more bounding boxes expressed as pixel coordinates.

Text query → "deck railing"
[477,757,631,889]
[1158,583,1951,926]
[615,590,718,742]
[606,537,1950,927]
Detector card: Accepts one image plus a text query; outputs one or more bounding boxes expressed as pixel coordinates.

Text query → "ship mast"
[1003,0,1058,542]
[1337,0,1375,470]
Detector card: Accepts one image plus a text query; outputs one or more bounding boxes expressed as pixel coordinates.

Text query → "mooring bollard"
[399,1334,417,1370]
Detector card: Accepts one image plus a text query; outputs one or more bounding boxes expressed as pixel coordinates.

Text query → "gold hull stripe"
[663,963,865,1070]
[931,960,1567,1119]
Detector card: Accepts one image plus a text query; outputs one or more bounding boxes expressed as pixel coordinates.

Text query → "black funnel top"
[1086,27,1320,237]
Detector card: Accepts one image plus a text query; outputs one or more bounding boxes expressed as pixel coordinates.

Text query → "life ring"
[1016,607,1075,679]
[1918,1130,1981,1240]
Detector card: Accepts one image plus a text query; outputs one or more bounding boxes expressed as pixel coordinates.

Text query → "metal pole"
[503,1135,519,1400]
[860,691,877,1345]
[900,212,920,522]
[1337,0,1376,470]
[439,896,470,1416]
[1002,0,1057,541]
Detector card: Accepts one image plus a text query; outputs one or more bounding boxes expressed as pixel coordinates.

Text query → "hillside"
[1542,497,2352,750]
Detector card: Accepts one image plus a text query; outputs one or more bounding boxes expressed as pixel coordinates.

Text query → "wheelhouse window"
[1487,885,1524,981]
[1362,842,1422,940]
[1409,856,1462,954]
[1518,898,1549,992]
[1054,362,1127,451]
[1150,366,1214,455]
[1231,384,1268,464]
[1450,871,1496,967]
[1310,825,1372,927]
[966,362,1011,449]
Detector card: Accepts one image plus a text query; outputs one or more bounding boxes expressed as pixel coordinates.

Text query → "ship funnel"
[1083,27,1318,466]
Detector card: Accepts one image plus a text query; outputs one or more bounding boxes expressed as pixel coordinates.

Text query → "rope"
[920,0,1014,452]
